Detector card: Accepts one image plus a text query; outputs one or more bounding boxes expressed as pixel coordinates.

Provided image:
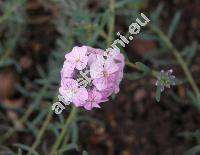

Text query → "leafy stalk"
[150,24,200,105]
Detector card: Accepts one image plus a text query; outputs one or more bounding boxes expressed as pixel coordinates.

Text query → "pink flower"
[61,61,75,78]
[65,46,88,70]
[57,46,125,112]
[83,90,102,110]
[86,46,104,66]
[111,71,123,93]
[59,78,88,107]
[113,53,125,71]
[99,88,113,101]
[90,57,119,91]
[112,53,125,93]
[106,48,120,60]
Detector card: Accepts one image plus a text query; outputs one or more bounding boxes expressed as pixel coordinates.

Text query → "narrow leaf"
[150,3,164,25]
[58,143,78,153]
[194,130,200,144]
[135,62,151,73]
[187,91,199,108]
[125,73,145,80]
[156,84,161,102]
[13,143,39,155]
[168,11,181,39]
[82,150,88,155]
[184,145,200,155]
[71,123,79,144]
[182,42,198,65]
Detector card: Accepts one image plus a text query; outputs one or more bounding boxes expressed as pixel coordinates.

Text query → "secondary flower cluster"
[155,69,176,92]
[59,46,125,110]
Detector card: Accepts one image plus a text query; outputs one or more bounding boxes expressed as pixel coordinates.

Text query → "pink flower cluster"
[59,46,125,110]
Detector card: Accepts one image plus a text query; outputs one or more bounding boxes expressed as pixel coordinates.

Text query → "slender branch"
[107,0,115,45]
[49,106,77,155]
[125,61,138,69]
[27,107,53,155]
[27,91,59,155]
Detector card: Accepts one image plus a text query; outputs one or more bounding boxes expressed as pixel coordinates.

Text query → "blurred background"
[0,0,199,155]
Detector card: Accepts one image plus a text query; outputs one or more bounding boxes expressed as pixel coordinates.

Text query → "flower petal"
[105,59,119,74]
[59,87,73,102]
[61,78,78,89]
[72,88,88,107]
[83,90,102,110]
[76,56,88,70]
[93,77,108,91]
[61,62,75,78]
[90,60,104,79]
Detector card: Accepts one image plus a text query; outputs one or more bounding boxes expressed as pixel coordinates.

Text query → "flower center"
[75,58,80,63]
[103,70,109,77]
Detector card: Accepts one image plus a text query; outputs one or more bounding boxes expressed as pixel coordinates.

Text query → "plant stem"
[49,106,77,155]
[150,24,200,103]
[125,61,138,69]
[107,0,115,45]
[125,61,158,78]
[27,107,53,155]
[27,91,59,155]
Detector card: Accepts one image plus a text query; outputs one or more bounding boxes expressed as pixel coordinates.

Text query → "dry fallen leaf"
[178,84,186,98]
[134,88,147,102]
[19,55,33,70]
[0,67,19,99]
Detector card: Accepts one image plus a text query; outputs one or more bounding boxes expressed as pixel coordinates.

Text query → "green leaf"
[18,148,22,155]
[194,130,200,144]
[115,0,143,10]
[58,143,78,153]
[156,84,161,102]
[167,11,181,39]
[135,62,151,73]
[137,32,159,41]
[0,145,15,154]
[148,59,178,65]
[173,78,182,85]
[16,84,31,97]
[184,145,200,155]
[32,109,48,126]
[115,0,133,8]
[26,121,38,137]
[13,143,39,155]
[181,42,198,65]
[82,150,88,155]
[71,123,79,144]
[150,3,164,25]
[125,73,145,80]
[187,91,199,108]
